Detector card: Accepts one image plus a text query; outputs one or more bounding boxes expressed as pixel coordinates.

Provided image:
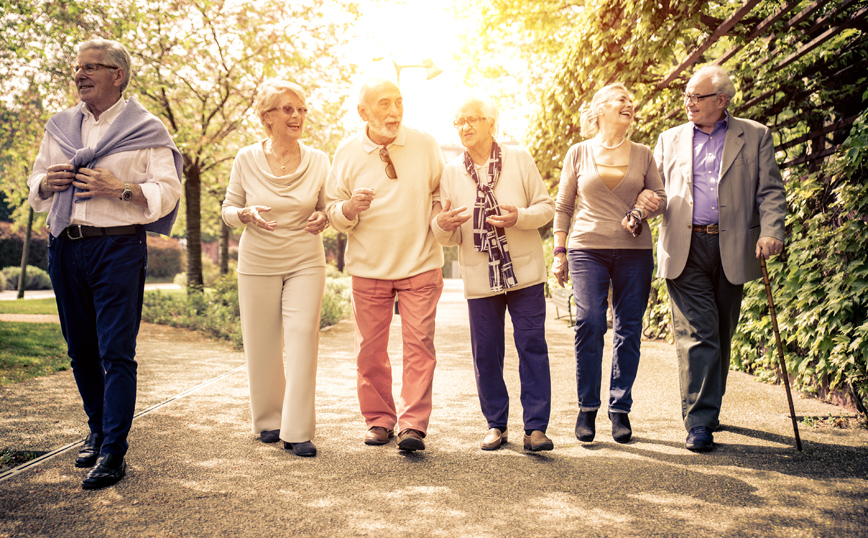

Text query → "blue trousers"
[467,283,551,433]
[48,227,147,456]
[568,249,653,414]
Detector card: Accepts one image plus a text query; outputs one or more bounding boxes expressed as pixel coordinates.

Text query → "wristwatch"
[120,183,133,202]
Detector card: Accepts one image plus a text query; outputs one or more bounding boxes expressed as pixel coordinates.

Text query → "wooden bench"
[549,287,575,326]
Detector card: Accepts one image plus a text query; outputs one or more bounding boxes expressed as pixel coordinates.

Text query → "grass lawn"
[0,298,58,315]
[0,322,68,385]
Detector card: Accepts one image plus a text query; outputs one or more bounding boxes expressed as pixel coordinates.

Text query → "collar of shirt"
[691,110,729,139]
[360,124,407,154]
[81,96,126,126]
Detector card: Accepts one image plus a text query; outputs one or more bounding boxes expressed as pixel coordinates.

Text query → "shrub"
[0,222,49,271]
[1,265,52,291]
[146,234,183,279]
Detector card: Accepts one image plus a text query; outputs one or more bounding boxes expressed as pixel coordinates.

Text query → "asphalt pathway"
[0,279,866,537]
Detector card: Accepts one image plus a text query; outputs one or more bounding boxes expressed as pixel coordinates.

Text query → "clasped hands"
[40,163,124,200]
[435,199,518,231]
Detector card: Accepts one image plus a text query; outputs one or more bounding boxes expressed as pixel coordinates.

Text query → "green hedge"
[0,222,49,271]
[146,234,183,279]
[1,265,52,291]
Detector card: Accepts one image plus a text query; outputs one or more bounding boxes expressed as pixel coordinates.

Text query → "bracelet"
[553,246,567,256]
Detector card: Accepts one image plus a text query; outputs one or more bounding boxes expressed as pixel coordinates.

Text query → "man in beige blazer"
[650,65,786,452]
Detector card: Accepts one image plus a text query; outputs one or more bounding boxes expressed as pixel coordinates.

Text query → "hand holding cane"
[760,256,803,451]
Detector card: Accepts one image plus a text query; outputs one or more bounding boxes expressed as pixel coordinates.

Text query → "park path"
[0,279,866,537]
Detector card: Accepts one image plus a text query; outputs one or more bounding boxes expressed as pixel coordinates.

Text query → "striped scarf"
[464,140,518,292]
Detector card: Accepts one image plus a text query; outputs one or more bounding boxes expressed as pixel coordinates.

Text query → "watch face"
[122,184,133,201]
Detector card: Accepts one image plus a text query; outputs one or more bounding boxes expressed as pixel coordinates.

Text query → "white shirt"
[27,97,182,228]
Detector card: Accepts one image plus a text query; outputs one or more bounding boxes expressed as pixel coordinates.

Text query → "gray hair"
[690,65,737,104]
[358,78,399,110]
[580,83,632,138]
[78,38,132,93]
[254,79,307,137]
[457,94,499,133]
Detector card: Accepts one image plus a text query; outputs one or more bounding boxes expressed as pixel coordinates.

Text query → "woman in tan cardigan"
[221,80,329,457]
[433,95,555,452]
[551,83,666,444]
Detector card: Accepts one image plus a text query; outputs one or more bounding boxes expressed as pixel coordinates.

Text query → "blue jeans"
[467,283,551,432]
[48,227,147,456]
[568,249,653,414]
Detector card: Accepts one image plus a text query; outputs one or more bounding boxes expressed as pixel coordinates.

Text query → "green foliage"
[146,234,183,279]
[0,322,68,385]
[0,222,49,271]
[1,265,52,291]
[0,298,58,315]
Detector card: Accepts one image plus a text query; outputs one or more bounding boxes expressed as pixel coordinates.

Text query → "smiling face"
[74,49,123,117]
[597,89,634,132]
[265,91,306,142]
[685,74,727,129]
[358,81,403,145]
[455,102,494,156]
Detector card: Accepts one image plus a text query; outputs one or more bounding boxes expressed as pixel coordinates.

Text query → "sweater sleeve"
[515,149,555,230]
[221,152,247,229]
[642,146,667,220]
[554,145,579,233]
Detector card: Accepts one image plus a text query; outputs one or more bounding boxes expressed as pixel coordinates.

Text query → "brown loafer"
[481,428,508,450]
[364,426,394,445]
[523,430,554,452]
[397,429,425,451]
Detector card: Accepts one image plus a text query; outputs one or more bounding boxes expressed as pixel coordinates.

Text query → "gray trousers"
[666,232,744,432]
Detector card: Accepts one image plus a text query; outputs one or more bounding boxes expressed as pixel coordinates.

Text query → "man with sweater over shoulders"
[648,65,786,452]
[27,38,182,488]
[326,79,445,452]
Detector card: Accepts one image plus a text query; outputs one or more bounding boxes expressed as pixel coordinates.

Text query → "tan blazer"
[654,115,786,285]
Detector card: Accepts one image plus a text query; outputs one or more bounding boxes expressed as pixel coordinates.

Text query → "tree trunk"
[17,206,33,299]
[219,218,229,275]
[336,232,345,273]
[185,161,204,292]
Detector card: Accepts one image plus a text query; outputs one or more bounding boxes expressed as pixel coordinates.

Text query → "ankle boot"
[575,409,597,442]
[609,411,632,443]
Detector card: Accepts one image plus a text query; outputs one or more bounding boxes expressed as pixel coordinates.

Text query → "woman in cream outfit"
[433,95,555,452]
[222,80,329,457]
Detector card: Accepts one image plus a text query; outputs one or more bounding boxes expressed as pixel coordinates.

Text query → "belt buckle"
[65,225,84,240]
[707,224,719,235]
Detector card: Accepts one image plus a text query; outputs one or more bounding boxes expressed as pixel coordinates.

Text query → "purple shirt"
[691,112,728,225]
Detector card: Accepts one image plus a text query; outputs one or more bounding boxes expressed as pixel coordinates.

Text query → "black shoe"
[82,453,126,490]
[283,440,317,457]
[575,410,597,442]
[75,432,103,468]
[260,429,280,443]
[686,426,714,452]
[609,411,632,443]
[397,429,426,451]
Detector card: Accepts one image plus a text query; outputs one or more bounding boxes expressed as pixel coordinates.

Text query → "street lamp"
[392,58,442,85]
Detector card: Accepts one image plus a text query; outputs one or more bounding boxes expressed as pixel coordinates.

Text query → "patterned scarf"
[464,139,518,292]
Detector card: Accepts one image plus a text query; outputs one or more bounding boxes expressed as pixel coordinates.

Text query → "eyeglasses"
[268,105,309,116]
[682,92,719,105]
[453,116,486,129]
[72,63,119,76]
[379,147,397,180]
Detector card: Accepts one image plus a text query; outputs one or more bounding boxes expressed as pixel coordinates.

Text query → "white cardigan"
[432,144,555,299]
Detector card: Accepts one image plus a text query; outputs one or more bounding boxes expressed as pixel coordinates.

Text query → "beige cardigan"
[433,144,555,299]
[554,140,666,249]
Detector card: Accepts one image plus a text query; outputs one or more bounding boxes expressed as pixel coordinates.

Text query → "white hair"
[456,93,499,133]
[690,65,737,103]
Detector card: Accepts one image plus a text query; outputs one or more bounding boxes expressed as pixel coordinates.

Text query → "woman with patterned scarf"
[432,94,556,452]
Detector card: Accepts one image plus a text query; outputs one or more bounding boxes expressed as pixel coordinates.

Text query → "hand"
[756,237,783,259]
[436,199,471,232]
[40,164,75,198]
[342,187,375,220]
[240,205,277,232]
[551,253,570,287]
[636,190,661,214]
[304,211,328,235]
[621,209,643,236]
[486,204,518,228]
[73,167,123,199]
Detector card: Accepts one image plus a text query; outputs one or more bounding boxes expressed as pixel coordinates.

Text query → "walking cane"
[760,256,803,451]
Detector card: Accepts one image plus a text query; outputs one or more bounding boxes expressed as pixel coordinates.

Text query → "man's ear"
[113,68,126,89]
[357,104,369,122]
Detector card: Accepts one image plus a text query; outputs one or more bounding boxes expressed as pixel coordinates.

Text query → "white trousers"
[237,266,325,442]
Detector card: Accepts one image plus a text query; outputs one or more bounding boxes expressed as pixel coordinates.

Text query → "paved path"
[0,279,866,537]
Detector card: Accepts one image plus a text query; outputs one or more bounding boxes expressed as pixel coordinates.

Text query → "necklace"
[267,140,297,172]
[598,136,627,150]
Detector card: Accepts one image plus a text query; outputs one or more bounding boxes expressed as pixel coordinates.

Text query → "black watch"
[120,183,133,202]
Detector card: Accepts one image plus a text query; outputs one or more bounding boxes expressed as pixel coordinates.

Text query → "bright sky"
[341,0,492,147]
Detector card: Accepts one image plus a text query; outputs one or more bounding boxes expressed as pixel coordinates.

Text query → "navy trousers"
[467,283,551,433]
[48,227,147,456]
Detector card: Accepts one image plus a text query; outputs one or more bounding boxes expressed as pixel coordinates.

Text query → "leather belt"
[692,224,719,235]
[64,224,140,240]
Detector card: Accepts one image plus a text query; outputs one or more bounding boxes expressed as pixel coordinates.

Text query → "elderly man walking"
[326,79,445,452]
[27,38,182,488]
[649,65,786,452]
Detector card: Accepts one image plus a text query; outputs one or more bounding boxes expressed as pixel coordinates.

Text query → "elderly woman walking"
[222,79,329,457]
[551,83,666,444]
[433,95,555,452]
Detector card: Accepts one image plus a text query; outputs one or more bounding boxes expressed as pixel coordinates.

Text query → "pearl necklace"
[598,136,627,150]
